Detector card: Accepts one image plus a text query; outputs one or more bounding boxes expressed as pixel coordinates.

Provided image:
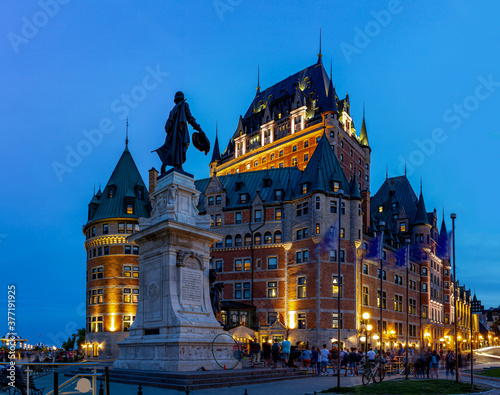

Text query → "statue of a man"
[155,91,210,173]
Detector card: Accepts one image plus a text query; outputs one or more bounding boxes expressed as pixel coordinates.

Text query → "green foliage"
[478,368,500,378]
[60,328,86,350]
[321,379,483,394]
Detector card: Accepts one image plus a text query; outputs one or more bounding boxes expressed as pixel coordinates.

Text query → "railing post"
[92,366,97,395]
[137,384,143,395]
[99,379,104,395]
[105,366,110,395]
[27,366,30,395]
[185,385,190,394]
[54,371,59,395]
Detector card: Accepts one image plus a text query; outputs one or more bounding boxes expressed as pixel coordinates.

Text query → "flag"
[366,233,383,260]
[394,246,407,268]
[320,220,339,255]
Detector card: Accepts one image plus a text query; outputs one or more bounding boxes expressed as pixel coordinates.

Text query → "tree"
[61,328,86,350]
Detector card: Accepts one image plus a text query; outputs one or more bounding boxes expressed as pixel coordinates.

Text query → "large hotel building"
[84,52,483,357]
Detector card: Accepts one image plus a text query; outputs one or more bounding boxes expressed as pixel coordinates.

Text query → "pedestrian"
[311,346,319,376]
[330,345,339,376]
[348,347,358,376]
[300,346,312,374]
[429,349,440,378]
[341,347,349,376]
[320,344,330,376]
[262,340,271,367]
[271,339,280,369]
[424,348,431,378]
[366,347,376,371]
[250,338,261,367]
[281,337,291,367]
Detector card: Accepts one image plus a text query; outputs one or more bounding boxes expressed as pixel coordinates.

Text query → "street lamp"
[451,213,458,383]
[360,312,371,365]
[336,189,344,390]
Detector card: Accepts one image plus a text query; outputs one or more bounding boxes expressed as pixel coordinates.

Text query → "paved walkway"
[32,365,500,394]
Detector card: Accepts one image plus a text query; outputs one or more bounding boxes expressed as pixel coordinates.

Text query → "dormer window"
[235,181,244,191]
[263,178,272,188]
[108,187,116,198]
[301,183,309,195]
[378,205,384,213]
[127,204,134,215]
[240,194,248,204]
[275,190,283,200]
[391,202,398,210]
[332,181,340,193]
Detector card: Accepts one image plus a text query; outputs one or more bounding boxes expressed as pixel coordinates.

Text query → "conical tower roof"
[414,189,429,225]
[211,130,220,163]
[305,133,349,194]
[359,112,369,147]
[324,79,338,113]
[88,146,150,223]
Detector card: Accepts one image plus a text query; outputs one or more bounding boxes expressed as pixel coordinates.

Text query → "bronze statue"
[155,91,210,173]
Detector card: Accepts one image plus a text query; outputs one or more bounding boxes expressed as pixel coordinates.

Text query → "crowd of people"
[0,349,84,364]
[244,338,472,379]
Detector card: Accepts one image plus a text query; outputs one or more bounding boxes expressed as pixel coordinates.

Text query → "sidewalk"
[32,365,500,394]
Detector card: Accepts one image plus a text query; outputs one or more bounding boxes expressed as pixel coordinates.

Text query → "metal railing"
[1,361,99,395]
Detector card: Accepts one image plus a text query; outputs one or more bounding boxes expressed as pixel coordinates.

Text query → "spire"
[359,106,370,146]
[125,117,129,148]
[414,187,429,225]
[324,78,338,113]
[211,122,221,163]
[317,28,323,65]
[256,65,260,95]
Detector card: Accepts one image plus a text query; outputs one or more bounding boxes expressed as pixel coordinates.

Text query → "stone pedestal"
[113,169,238,371]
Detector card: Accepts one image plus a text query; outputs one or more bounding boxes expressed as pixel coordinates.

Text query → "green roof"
[87,147,150,223]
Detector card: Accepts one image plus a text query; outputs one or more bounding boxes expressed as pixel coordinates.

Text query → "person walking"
[300,347,312,374]
[271,339,280,369]
[311,346,319,376]
[281,338,291,367]
[320,344,330,376]
[429,349,440,378]
[250,338,261,368]
[348,347,359,376]
[262,340,271,367]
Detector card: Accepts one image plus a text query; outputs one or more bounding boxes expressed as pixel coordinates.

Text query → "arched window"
[225,235,233,247]
[234,234,242,247]
[244,233,252,246]
[264,231,272,244]
[254,232,262,245]
[274,230,282,243]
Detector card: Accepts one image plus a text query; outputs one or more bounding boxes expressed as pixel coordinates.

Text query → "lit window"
[378,205,384,213]
[332,276,343,297]
[244,259,251,271]
[244,233,252,246]
[123,315,135,332]
[215,214,222,226]
[235,259,242,271]
[126,223,133,233]
[362,286,369,306]
[316,223,320,234]
[400,222,406,232]
[332,312,343,329]
[274,230,282,243]
[268,281,278,298]
[127,204,134,214]
[333,182,340,192]
[264,231,272,244]
[298,313,306,329]
[275,208,282,220]
[297,277,306,298]
[292,157,297,166]
[340,228,345,238]
[118,223,125,233]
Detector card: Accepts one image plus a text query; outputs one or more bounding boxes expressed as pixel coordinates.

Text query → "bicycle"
[362,360,386,385]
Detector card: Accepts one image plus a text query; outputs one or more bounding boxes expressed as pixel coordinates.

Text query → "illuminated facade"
[197,53,481,351]
[83,143,150,358]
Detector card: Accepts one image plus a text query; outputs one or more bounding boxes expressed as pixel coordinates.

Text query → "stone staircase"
[67,366,307,391]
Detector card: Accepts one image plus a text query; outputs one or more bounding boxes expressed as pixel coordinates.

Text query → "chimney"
[149,167,159,197]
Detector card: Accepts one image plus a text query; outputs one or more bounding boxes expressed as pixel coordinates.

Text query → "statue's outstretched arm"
[185,104,202,132]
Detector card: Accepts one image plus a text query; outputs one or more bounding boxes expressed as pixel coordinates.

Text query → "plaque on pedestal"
[113,169,238,371]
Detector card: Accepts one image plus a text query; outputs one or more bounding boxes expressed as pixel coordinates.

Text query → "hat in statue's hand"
[192,131,210,155]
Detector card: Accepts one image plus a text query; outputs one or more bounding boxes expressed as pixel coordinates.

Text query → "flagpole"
[405,238,411,380]
[336,190,343,390]
[379,221,385,382]
[451,213,458,383]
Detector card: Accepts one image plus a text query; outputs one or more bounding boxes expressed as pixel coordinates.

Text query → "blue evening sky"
[1,1,499,346]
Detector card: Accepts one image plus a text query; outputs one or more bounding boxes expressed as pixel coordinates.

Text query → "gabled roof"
[303,133,350,195]
[88,147,150,222]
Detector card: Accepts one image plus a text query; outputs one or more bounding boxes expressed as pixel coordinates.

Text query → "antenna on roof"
[125,117,129,148]
[386,164,388,180]
[420,178,423,194]
[216,120,218,136]
[317,28,323,64]
[330,59,333,80]
[404,161,407,176]
[93,184,95,195]
[256,65,260,94]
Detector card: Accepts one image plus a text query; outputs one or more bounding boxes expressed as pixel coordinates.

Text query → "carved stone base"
[113,169,239,371]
